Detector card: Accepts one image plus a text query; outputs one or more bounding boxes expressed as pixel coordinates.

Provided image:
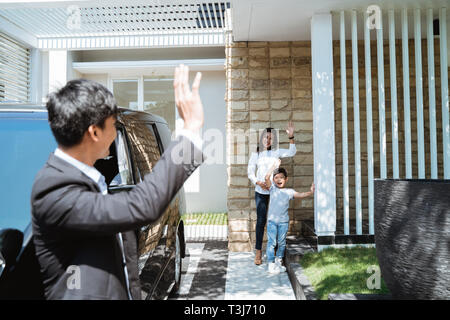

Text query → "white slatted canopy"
[0,0,231,49]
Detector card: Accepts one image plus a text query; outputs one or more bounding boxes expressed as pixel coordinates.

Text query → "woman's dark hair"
[46,79,118,148]
[273,167,288,178]
[257,127,278,153]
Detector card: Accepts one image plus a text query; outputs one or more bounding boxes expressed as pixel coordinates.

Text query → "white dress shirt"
[176,128,203,151]
[247,143,297,195]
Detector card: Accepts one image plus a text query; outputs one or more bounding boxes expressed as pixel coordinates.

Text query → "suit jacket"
[31,135,204,300]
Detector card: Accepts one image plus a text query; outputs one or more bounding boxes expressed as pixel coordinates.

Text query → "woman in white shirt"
[247,121,296,265]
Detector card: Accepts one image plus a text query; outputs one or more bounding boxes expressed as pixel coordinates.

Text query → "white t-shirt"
[247,144,297,195]
[267,184,295,224]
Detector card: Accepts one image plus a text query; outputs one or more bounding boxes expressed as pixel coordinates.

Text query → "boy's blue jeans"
[266,220,289,263]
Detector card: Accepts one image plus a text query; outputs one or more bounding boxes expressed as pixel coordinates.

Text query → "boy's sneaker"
[275,258,286,272]
[268,262,280,274]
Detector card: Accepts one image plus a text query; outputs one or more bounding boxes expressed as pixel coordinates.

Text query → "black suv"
[0,105,186,300]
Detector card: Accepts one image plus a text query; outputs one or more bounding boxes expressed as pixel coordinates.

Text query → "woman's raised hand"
[173,64,204,134]
[286,120,294,137]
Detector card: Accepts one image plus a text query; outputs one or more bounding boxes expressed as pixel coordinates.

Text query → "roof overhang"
[0,0,231,49]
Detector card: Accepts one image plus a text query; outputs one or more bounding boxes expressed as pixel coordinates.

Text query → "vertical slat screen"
[351,10,362,235]
[376,12,387,179]
[401,8,413,179]
[427,8,438,179]
[440,7,450,179]
[335,6,449,237]
[0,32,31,103]
[340,11,350,235]
[364,10,375,235]
[389,10,400,178]
[414,9,426,179]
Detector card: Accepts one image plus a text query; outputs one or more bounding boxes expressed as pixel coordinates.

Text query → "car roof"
[0,105,168,125]
[0,105,48,119]
[0,104,47,113]
[118,107,168,125]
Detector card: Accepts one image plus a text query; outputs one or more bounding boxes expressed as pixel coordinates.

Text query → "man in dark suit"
[31,65,205,299]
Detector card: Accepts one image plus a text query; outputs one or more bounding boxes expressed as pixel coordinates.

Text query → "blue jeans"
[255,192,270,250]
[266,220,289,263]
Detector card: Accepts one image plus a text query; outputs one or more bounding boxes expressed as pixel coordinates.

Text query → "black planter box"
[374,179,450,300]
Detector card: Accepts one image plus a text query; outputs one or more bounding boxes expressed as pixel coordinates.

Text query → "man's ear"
[87,124,100,142]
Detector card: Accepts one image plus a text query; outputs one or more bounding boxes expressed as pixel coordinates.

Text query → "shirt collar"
[54,148,105,188]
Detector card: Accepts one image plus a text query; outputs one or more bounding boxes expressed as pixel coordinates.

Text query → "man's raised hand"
[173,64,204,134]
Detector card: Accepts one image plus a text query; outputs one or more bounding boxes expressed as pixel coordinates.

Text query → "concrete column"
[29,48,42,104]
[311,13,336,237]
[48,50,68,93]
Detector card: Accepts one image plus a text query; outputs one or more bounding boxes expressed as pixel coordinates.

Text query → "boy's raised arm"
[293,182,315,199]
[265,159,281,189]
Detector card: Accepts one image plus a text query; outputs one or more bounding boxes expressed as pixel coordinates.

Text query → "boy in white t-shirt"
[264,159,315,274]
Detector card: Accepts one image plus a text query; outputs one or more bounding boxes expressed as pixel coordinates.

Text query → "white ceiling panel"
[231,0,450,41]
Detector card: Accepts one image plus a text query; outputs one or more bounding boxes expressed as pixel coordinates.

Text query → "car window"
[122,121,169,259]
[109,130,133,187]
[0,117,57,231]
[154,122,171,152]
[123,121,161,179]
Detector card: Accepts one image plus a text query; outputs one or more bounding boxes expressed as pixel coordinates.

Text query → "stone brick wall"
[225,35,315,252]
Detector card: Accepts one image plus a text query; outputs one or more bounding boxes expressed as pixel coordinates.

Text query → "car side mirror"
[0,229,24,278]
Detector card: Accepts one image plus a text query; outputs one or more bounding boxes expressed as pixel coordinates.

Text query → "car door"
[121,119,178,299]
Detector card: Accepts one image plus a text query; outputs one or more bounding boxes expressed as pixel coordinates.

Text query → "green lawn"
[181,212,228,225]
[300,246,390,300]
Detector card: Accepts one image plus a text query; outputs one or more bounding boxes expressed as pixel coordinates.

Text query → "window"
[0,32,31,103]
[143,77,175,133]
[112,79,138,110]
[111,76,177,133]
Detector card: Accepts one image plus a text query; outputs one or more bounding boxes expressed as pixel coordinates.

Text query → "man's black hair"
[257,127,278,153]
[46,79,118,148]
[273,167,288,178]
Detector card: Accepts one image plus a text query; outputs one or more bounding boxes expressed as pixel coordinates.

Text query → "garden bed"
[300,246,390,300]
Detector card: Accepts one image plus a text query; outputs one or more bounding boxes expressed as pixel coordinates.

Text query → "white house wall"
[185,70,227,213]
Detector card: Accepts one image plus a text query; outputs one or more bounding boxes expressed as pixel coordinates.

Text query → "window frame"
[107,123,137,193]
[108,75,143,111]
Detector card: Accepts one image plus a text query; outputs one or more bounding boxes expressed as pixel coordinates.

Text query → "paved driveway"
[170,240,295,300]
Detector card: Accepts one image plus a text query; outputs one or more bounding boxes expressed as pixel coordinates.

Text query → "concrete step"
[285,237,318,300]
